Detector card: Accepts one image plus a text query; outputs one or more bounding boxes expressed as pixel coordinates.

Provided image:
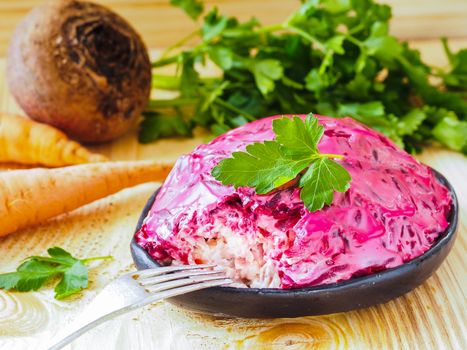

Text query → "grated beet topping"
[135,115,452,288]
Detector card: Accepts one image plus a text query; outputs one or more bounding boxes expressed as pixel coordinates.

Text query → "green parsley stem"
[151,44,207,69]
[146,97,199,108]
[214,98,256,121]
[160,29,201,59]
[151,74,181,89]
[319,153,345,159]
[319,50,334,75]
[284,25,326,51]
[343,34,363,48]
[81,256,113,264]
[151,74,219,89]
[255,23,285,34]
[151,55,180,68]
[28,256,67,264]
[440,37,454,63]
[348,23,366,35]
[281,76,304,89]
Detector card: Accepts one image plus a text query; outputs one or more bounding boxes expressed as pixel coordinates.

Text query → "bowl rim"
[132,168,458,296]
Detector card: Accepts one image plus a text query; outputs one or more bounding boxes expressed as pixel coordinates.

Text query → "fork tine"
[139,269,224,286]
[144,274,230,293]
[141,278,233,306]
[133,264,216,278]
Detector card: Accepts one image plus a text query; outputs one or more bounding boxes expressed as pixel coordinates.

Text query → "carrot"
[0,113,107,167]
[0,160,173,237]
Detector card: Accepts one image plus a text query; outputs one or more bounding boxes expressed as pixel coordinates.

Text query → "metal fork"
[48,264,231,350]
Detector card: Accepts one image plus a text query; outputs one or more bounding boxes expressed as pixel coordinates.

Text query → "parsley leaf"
[397,108,427,136]
[432,114,467,152]
[251,59,284,95]
[139,112,192,143]
[54,261,88,300]
[211,140,310,194]
[212,114,352,212]
[5,260,56,291]
[299,157,351,212]
[0,247,111,299]
[273,114,323,156]
[170,0,204,20]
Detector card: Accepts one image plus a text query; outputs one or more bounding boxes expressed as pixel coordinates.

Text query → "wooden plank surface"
[0,1,466,349]
[0,42,466,348]
[0,0,467,56]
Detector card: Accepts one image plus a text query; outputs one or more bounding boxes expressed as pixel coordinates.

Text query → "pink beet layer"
[136,115,452,288]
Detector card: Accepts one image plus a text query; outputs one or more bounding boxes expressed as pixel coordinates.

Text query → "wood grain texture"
[0,40,466,350]
[0,0,466,56]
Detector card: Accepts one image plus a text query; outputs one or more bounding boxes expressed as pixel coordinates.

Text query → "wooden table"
[0,0,467,56]
[0,1,466,349]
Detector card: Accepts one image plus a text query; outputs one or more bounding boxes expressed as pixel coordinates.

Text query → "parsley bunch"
[141,0,466,154]
[212,114,351,211]
[0,247,111,299]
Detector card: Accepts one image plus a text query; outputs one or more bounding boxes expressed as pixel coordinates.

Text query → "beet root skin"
[7,0,151,143]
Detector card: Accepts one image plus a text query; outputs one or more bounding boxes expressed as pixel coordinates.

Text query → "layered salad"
[135,115,452,288]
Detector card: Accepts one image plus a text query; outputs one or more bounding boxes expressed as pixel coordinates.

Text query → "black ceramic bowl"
[131,169,458,318]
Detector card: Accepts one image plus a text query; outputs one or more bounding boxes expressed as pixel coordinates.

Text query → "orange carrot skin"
[0,161,172,237]
[0,113,107,167]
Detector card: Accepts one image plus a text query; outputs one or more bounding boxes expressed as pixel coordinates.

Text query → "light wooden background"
[0,1,466,349]
[0,0,467,56]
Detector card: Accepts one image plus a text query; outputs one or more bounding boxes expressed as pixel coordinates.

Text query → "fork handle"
[48,275,231,349]
[48,307,133,350]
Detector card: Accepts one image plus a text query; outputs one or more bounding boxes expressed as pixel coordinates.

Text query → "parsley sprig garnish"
[212,114,351,211]
[0,247,112,299]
